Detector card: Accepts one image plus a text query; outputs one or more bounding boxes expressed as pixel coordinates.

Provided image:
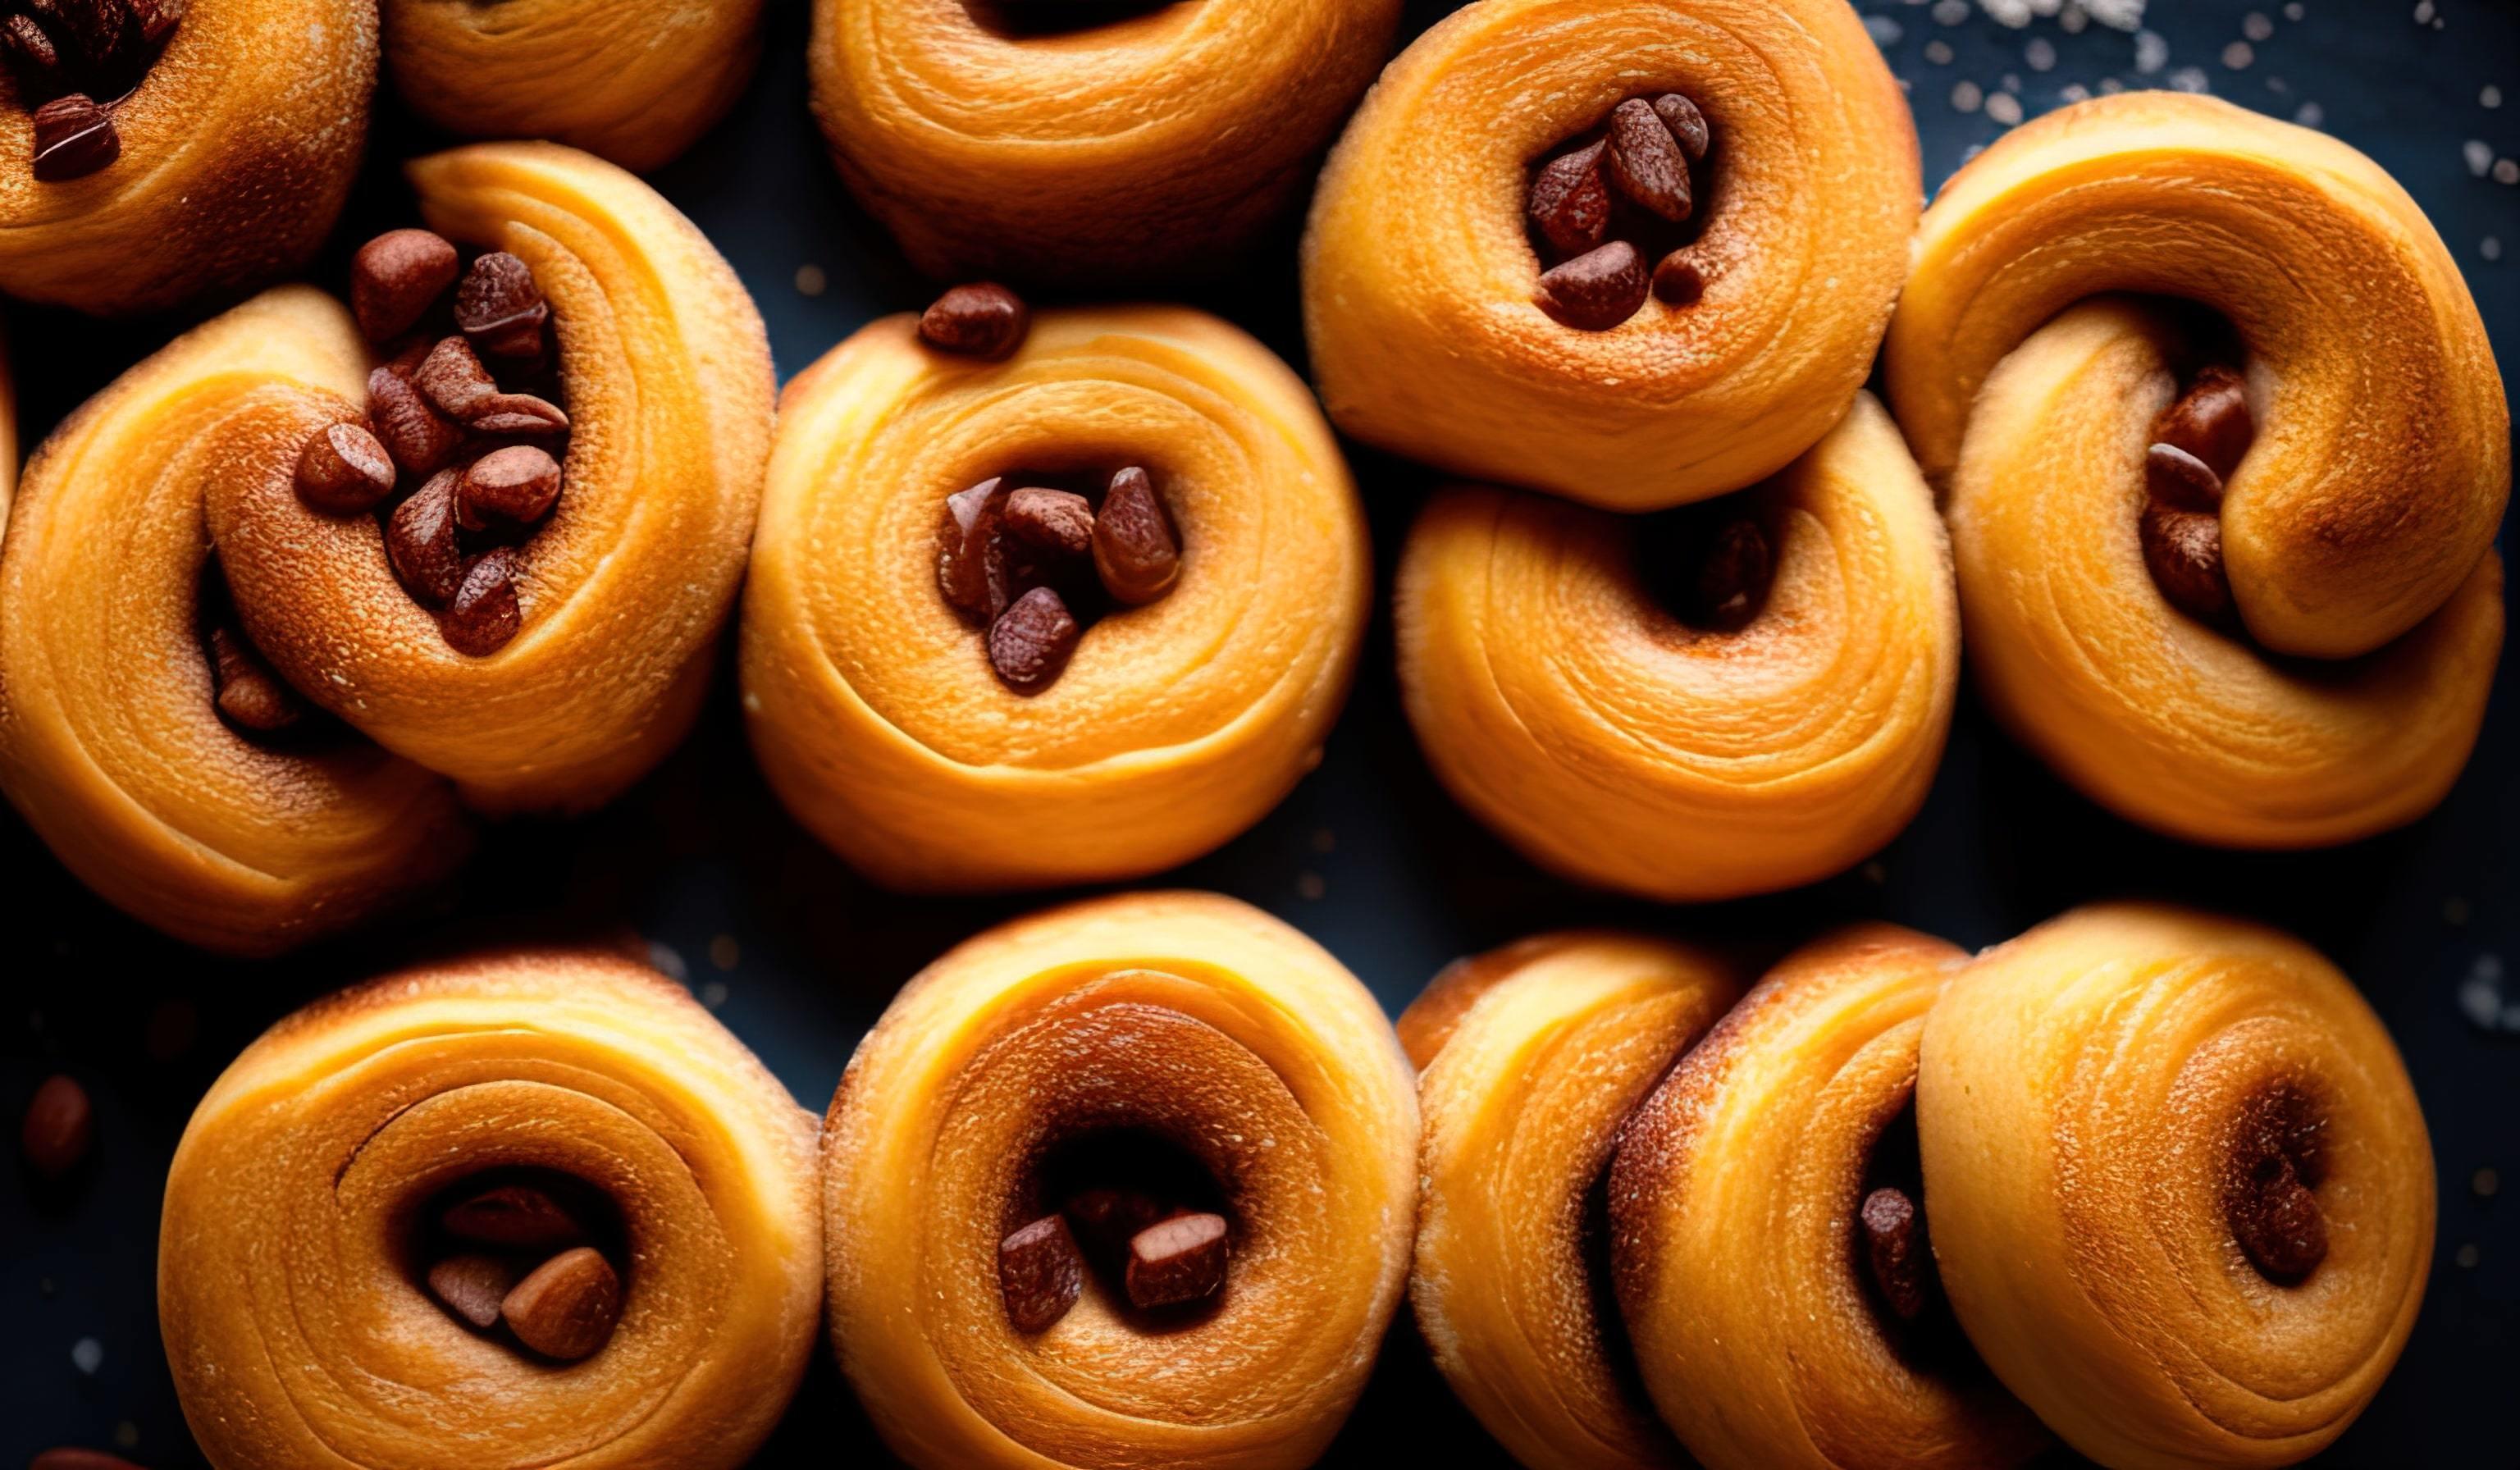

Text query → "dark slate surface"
[3,0,2513,1464]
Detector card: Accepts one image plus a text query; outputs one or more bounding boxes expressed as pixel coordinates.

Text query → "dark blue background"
[5,1,2513,1464]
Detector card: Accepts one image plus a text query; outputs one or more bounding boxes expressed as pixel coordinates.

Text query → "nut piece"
[30,94,117,182]
[1651,251,1705,306]
[1003,486,1094,558]
[2144,441,2225,513]
[443,550,523,657]
[208,625,305,733]
[2155,364,2253,481]
[918,282,1030,360]
[500,1246,622,1361]
[1124,1212,1228,1310]
[1652,92,1710,162]
[1694,518,1771,631]
[368,364,466,477]
[1605,98,1691,223]
[427,1253,521,1330]
[1092,465,1180,605]
[20,1073,91,1179]
[465,391,570,438]
[1535,240,1649,331]
[415,335,499,420]
[1528,140,1610,262]
[998,1215,1085,1334]
[459,445,563,528]
[454,252,550,361]
[988,586,1080,695]
[442,1182,582,1249]
[351,231,460,343]
[2140,502,2231,622]
[386,469,468,607]
[938,477,1018,621]
[293,422,397,514]
[1858,1186,1931,1322]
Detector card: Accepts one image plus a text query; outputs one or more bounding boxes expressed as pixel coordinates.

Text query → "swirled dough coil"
[1303,0,1920,510]
[0,287,468,955]
[1401,933,1742,1470]
[1919,905,2433,1468]
[1883,93,2504,847]
[742,307,1369,892]
[808,0,1400,283]
[381,0,763,171]
[0,0,377,315]
[1395,394,1957,901]
[159,948,824,1470]
[823,891,1418,1470]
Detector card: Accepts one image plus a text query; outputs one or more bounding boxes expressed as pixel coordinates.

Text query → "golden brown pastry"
[742,304,1369,892]
[0,287,469,956]
[823,891,1419,1470]
[1395,393,1957,901]
[160,948,824,1470]
[1883,92,2505,847]
[1609,925,2048,1470]
[1402,934,1742,1470]
[808,0,1400,283]
[0,0,376,315]
[1920,905,2433,1468]
[381,0,763,171]
[1303,0,1919,511]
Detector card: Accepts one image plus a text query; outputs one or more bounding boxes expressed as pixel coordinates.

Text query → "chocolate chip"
[2140,502,2231,621]
[1535,240,1649,331]
[207,625,304,733]
[427,1253,521,1330]
[415,335,498,419]
[458,445,562,528]
[463,392,570,439]
[20,1073,90,1179]
[30,94,117,181]
[1694,518,1771,631]
[1858,1186,1932,1322]
[1093,465,1180,605]
[1653,92,1710,162]
[1004,486,1094,559]
[1124,1212,1228,1310]
[998,1215,1085,1334]
[131,0,183,48]
[1605,98,1691,223]
[442,1182,582,1249]
[918,282,1030,360]
[2230,1151,2327,1281]
[454,252,550,361]
[2156,365,2253,481]
[939,477,1017,620]
[350,230,459,344]
[368,365,465,477]
[2144,441,2225,513]
[988,586,1080,694]
[1651,251,1705,306]
[443,550,523,657]
[293,422,397,514]
[1528,140,1611,262]
[386,469,467,607]
[500,1246,621,1361]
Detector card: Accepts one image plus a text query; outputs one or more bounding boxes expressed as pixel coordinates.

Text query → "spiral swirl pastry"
[1395,393,1957,901]
[0,287,468,955]
[1919,904,2433,1468]
[823,891,1418,1470]
[382,0,763,171]
[807,0,1399,284]
[205,142,774,814]
[1883,93,2505,847]
[0,0,376,316]
[1401,933,1742,1470]
[159,948,824,1470]
[1608,925,2048,1470]
[1303,0,1919,511]
[742,307,1369,892]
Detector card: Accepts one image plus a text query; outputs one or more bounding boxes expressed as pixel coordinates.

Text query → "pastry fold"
[382,0,763,171]
[742,308,1369,892]
[1609,926,2048,1470]
[823,891,1419,1470]
[160,949,824,1470]
[1402,934,1742,1470]
[0,287,468,955]
[1919,905,2432,1469]
[808,0,1399,283]
[0,0,376,315]
[1395,394,1957,901]
[208,142,774,814]
[1303,0,1919,510]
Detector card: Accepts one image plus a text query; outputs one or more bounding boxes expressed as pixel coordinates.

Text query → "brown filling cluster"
[2222,1082,2331,1283]
[200,564,310,738]
[996,1139,1235,1335]
[2140,363,2254,624]
[2,0,180,181]
[1527,92,1715,331]
[417,1174,627,1362]
[291,229,572,658]
[1641,501,1774,635]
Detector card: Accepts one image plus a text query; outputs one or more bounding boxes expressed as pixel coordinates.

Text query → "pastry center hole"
[998,1127,1235,1335]
[936,463,1182,696]
[961,1,1177,39]
[2223,1080,2331,1285]
[409,1166,630,1363]
[2136,313,2257,630]
[1527,89,1720,331]
[1636,496,1775,635]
